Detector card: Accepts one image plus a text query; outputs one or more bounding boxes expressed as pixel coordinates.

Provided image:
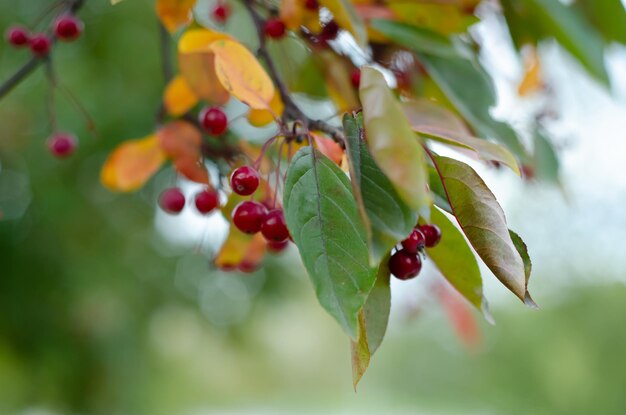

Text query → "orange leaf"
[101,135,166,192]
[215,226,266,269]
[312,132,343,165]
[163,75,199,116]
[209,39,275,110]
[280,0,303,30]
[518,47,543,96]
[156,0,196,33]
[178,29,231,104]
[247,90,284,127]
[157,121,209,184]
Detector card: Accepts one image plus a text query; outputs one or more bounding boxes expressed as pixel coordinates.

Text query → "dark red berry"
[232,200,267,234]
[319,20,339,41]
[401,229,425,254]
[230,166,260,196]
[47,133,77,158]
[389,249,422,281]
[350,68,361,88]
[159,188,186,214]
[194,189,219,214]
[199,107,228,135]
[54,15,83,41]
[520,164,535,180]
[261,209,289,242]
[419,224,442,248]
[264,18,286,39]
[304,0,318,10]
[212,3,230,23]
[30,33,52,56]
[6,26,30,47]
[267,239,289,253]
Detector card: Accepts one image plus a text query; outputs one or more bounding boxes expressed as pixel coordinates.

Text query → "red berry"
[159,188,186,214]
[230,166,260,196]
[232,200,267,234]
[401,229,425,254]
[419,224,442,248]
[319,20,339,41]
[261,209,289,242]
[264,18,286,39]
[212,3,230,23]
[54,15,83,41]
[47,133,77,158]
[6,26,30,47]
[30,33,52,56]
[350,68,361,88]
[199,107,228,135]
[389,249,422,281]
[194,189,219,214]
[304,0,318,10]
[268,239,289,253]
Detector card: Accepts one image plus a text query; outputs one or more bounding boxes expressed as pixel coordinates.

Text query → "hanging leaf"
[157,121,208,184]
[370,20,527,159]
[101,135,166,192]
[436,283,482,351]
[387,3,478,36]
[318,0,368,46]
[359,66,430,216]
[178,29,231,104]
[402,100,520,175]
[312,132,344,166]
[215,228,266,270]
[424,206,491,322]
[283,147,375,338]
[518,47,544,96]
[156,0,196,33]
[369,19,459,58]
[163,75,199,116]
[509,229,537,308]
[351,255,391,388]
[575,0,626,44]
[533,130,560,184]
[246,90,284,127]
[343,112,417,264]
[209,39,275,110]
[429,155,527,301]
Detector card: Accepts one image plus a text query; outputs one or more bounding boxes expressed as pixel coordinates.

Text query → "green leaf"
[424,206,492,323]
[283,147,375,338]
[351,257,391,388]
[369,19,527,159]
[575,0,626,44]
[501,0,609,84]
[429,155,526,301]
[369,19,459,58]
[269,38,328,99]
[402,100,521,175]
[343,112,417,264]
[359,66,430,216]
[509,229,537,308]
[533,130,560,184]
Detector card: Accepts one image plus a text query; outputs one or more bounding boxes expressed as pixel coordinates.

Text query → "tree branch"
[0,0,86,100]
[243,0,345,146]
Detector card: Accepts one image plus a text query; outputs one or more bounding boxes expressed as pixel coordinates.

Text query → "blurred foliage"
[1,0,626,414]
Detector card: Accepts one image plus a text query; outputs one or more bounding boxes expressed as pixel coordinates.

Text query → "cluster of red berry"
[5,14,84,159]
[230,165,290,252]
[389,224,442,281]
[159,186,220,216]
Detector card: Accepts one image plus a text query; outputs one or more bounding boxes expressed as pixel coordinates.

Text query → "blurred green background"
[2,1,626,414]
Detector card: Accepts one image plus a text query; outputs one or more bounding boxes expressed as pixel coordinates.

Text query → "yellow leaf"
[209,39,275,110]
[163,75,199,116]
[247,90,284,126]
[215,228,266,269]
[101,135,166,192]
[178,29,231,104]
[156,0,197,33]
[280,0,303,30]
[518,47,543,96]
[318,0,367,45]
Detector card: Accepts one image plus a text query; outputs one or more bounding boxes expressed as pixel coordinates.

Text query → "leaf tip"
[524,291,539,309]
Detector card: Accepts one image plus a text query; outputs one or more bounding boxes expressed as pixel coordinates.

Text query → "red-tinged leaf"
[157,121,208,184]
[436,282,482,352]
[101,135,166,192]
[215,227,266,270]
[312,132,344,165]
[429,154,527,301]
[156,0,196,33]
